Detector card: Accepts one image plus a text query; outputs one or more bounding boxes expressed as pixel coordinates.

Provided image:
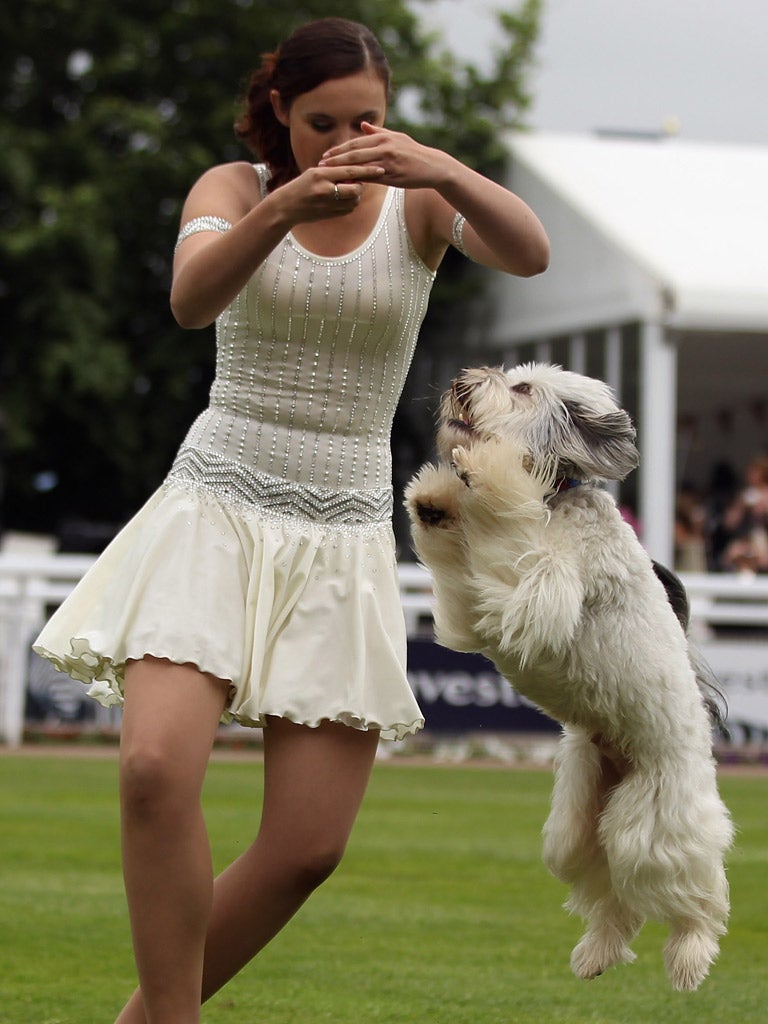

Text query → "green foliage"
[0,754,765,1023]
[0,0,541,536]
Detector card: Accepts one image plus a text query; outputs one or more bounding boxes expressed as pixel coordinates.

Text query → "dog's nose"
[452,367,495,406]
[452,375,475,409]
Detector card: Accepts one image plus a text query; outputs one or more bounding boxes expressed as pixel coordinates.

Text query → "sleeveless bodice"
[174,167,435,504]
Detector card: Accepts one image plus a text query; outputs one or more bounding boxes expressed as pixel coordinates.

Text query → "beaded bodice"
[173,168,435,514]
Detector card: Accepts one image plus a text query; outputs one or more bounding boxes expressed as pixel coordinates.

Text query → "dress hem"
[32,642,424,743]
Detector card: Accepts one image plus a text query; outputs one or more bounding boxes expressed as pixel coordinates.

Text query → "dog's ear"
[556,400,640,480]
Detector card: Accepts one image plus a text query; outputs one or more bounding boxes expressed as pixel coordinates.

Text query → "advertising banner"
[698,640,768,743]
[407,638,559,733]
[407,636,768,743]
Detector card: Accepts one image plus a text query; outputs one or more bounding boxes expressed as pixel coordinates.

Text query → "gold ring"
[333,183,341,201]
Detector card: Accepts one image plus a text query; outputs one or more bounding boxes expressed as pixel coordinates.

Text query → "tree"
[0,0,541,543]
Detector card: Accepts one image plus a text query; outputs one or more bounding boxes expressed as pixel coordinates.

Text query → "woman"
[35,17,549,1023]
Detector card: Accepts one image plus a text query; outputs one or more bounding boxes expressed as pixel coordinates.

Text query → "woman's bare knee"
[240,831,346,904]
[288,840,347,893]
[120,744,190,822]
[120,657,228,821]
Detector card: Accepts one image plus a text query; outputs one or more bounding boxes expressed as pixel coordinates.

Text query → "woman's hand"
[318,122,454,191]
[272,161,388,224]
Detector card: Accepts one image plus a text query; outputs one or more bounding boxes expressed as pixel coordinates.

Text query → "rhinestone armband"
[451,212,472,259]
[174,216,233,252]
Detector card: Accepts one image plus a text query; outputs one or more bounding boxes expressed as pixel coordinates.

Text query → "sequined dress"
[33,166,435,739]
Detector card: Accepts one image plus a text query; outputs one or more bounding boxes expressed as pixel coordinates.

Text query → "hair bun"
[260,49,279,84]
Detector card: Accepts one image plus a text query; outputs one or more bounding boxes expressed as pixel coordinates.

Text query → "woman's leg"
[116,715,379,1022]
[115,656,229,1024]
[201,716,380,998]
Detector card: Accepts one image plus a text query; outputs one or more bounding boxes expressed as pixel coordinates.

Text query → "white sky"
[412,0,768,145]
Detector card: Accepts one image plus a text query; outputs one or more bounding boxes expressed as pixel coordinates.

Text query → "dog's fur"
[404,363,733,991]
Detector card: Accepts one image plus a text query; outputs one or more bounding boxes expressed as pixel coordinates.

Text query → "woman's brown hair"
[235,18,391,191]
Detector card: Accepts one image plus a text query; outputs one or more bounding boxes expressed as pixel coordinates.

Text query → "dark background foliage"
[0,0,541,549]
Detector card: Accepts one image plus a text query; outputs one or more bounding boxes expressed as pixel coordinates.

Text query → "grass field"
[1,750,765,1024]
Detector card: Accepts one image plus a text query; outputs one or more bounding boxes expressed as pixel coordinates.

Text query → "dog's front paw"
[414,500,452,527]
[404,463,463,530]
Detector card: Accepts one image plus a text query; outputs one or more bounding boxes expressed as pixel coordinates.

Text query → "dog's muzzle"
[444,372,481,434]
[440,367,508,449]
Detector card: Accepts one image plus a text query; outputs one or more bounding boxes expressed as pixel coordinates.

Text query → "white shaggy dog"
[404,363,733,991]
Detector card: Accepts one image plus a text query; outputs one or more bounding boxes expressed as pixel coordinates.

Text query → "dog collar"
[555,476,583,492]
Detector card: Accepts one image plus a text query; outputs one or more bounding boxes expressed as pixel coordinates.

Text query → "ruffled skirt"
[33,479,424,741]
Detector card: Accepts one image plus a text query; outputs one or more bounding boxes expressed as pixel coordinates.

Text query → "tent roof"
[504,132,768,332]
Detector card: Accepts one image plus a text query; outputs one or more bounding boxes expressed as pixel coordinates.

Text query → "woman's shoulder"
[184,161,266,220]
[193,160,264,190]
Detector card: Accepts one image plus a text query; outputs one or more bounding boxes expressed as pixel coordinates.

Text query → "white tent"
[490,131,768,564]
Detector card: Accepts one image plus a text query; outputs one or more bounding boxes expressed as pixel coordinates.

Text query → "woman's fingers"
[320,124,391,166]
[319,150,384,170]
[319,125,441,190]
[325,178,363,211]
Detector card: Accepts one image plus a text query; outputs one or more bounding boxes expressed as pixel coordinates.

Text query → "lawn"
[1,751,765,1024]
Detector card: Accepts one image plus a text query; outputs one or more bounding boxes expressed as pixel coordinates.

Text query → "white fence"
[2,553,768,745]
[0,553,98,744]
[399,563,768,634]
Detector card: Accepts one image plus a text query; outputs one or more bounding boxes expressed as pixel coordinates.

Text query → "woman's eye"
[311,121,333,133]
[511,382,532,395]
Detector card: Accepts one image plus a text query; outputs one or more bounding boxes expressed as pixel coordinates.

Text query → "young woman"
[34,17,549,1023]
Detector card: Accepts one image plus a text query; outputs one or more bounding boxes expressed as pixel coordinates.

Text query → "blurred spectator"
[674,484,707,572]
[703,460,740,571]
[719,455,768,573]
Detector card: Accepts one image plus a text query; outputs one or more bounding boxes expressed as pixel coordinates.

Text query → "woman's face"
[271,69,387,173]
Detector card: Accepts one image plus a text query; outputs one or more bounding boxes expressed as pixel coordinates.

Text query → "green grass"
[1,752,766,1024]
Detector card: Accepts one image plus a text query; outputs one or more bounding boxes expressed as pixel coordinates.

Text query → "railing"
[400,563,768,633]
[0,553,99,745]
[677,572,768,627]
[2,553,768,745]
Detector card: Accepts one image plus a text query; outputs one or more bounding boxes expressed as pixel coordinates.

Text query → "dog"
[404,362,733,991]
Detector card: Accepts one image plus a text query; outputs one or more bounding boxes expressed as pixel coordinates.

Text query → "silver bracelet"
[451,212,472,259]
[174,215,233,253]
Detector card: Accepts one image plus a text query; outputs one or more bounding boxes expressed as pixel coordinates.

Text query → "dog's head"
[436,362,640,481]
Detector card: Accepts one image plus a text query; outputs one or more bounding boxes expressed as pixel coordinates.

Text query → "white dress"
[33,166,435,740]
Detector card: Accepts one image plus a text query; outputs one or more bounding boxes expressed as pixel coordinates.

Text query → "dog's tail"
[651,560,729,737]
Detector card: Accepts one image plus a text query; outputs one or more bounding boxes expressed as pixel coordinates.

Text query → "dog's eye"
[511,382,532,395]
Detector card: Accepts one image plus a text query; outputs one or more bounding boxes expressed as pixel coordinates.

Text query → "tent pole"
[639,320,676,565]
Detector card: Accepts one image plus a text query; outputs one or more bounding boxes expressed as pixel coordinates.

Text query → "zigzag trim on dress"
[166,446,393,528]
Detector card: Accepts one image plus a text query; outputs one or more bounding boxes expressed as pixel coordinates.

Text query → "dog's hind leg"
[543,728,603,883]
[598,763,732,990]
[544,728,641,980]
[663,925,722,992]
[567,856,642,982]
[661,844,730,990]
[568,888,642,981]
